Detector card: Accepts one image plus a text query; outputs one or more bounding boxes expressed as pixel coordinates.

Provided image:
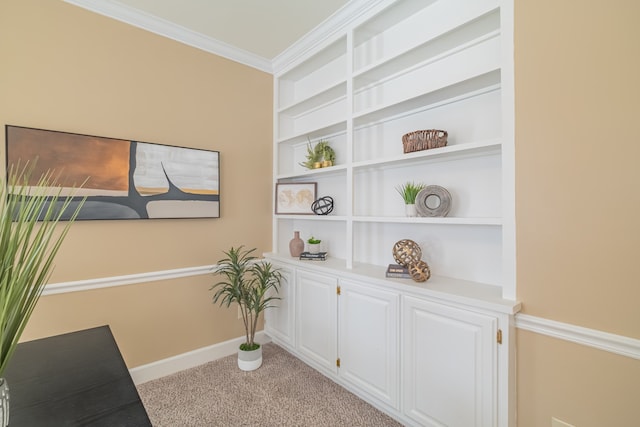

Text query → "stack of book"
[385,263,411,279]
[299,251,328,261]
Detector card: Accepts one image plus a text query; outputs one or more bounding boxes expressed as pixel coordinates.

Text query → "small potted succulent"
[306,236,322,254]
[396,182,426,217]
[300,139,335,169]
[300,139,323,169]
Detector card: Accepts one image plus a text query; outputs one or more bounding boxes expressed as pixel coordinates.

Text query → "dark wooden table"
[4,325,151,426]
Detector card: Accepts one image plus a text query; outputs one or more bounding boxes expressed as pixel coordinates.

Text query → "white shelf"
[278,81,347,115]
[352,139,501,169]
[275,215,347,222]
[352,216,502,226]
[265,253,519,314]
[276,120,347,145]
[353,72,501,126]
[353,0,500,75]
[276,164,347,181]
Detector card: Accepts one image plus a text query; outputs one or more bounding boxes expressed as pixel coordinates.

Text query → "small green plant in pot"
[299,139,323,169]
[210,246,282,371]
[307,236,322,254]
[396,182,426,217]
[300,139,335,169]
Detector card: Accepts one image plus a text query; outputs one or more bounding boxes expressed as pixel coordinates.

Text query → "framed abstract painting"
[5,125,220,220]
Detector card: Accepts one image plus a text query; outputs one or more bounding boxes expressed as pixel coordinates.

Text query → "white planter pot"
[405,204,417,217]
[307,243,321,254]
[0,378,8,427]
[237,345,262,371]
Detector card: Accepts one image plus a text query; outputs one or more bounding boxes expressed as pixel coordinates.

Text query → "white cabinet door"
[264,265,295,348]
[338,279,399,410]
[296,269,338,375]
[403,296,497,427]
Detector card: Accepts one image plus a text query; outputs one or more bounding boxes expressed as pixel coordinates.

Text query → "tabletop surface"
[4,325,151,426]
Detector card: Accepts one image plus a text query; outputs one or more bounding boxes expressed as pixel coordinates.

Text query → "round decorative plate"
[415,185,451,217]
[392,239,422,267]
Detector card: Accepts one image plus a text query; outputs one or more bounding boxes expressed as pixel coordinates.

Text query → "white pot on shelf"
[405,204,417,217]
[307,243,321,254]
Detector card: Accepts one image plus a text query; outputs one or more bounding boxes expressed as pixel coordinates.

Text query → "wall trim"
[43,265,214,296]
[515,313,640,360]
[62,0,272,73]
[63,0,391,76]
[129,331,270,385]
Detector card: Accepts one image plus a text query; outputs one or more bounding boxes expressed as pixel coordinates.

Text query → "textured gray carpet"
[137,343,402,426]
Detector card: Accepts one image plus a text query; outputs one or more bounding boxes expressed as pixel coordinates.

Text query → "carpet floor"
[136,343,402,426]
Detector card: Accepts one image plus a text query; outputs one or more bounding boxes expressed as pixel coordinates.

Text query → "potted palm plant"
[210,246,282,371]
[0,164,85,427]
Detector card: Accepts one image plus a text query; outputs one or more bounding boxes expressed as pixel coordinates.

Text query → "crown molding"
[63,0,273,73]
[63,0,392,76]
[272,0,390,75]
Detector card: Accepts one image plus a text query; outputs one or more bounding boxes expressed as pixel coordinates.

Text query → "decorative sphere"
[409,260,431,282]
[311,196,334,215]
[392,239,422,267]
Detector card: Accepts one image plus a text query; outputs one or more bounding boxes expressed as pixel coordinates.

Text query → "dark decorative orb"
[312,196,334,215]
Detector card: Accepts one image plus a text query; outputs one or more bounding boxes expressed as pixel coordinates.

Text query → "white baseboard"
[515,314,640,360]
[129,331,270,385]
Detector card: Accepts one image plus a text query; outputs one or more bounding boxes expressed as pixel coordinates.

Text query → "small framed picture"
[275,182,317,214]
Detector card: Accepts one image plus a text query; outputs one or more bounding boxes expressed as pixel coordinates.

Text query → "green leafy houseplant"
[299,139,323,169]
[0,165,85,378]
[210,246,282,351]
[395,182,426,205]
[300,139,335,169]
[307,237,321,244]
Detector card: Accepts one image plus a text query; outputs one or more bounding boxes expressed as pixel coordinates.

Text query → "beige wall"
[2,0,638,425]
[0,0,273,367]
[515,1,640,426]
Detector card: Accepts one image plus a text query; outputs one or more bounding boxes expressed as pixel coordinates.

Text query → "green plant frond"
[395,181,426,204]
[210,249,283,348]
[0,163,86,377]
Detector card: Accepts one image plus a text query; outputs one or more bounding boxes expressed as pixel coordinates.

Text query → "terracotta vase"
[289,231,304,257]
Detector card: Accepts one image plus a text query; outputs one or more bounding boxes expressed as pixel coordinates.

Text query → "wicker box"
[402,129,448,153]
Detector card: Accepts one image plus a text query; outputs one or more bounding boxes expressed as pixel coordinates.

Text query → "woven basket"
[402,129,448,153]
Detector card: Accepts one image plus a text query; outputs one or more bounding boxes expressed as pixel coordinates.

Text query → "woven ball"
[392,239,422,267]
[409,260,431,282]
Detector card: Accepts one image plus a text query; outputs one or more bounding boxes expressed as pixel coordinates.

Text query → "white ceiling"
[64,0,354,72]
[114,0,351,60]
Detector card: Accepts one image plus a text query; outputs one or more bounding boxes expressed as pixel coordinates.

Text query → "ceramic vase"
[405,204,417,217]
[289,231,304,257]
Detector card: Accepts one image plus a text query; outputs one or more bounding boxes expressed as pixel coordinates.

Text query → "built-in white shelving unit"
[268,1,519,425]
[271,0,515,300]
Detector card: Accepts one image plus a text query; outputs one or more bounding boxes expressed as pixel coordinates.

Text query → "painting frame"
[275,182,317,215]
[5,125,221,220]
